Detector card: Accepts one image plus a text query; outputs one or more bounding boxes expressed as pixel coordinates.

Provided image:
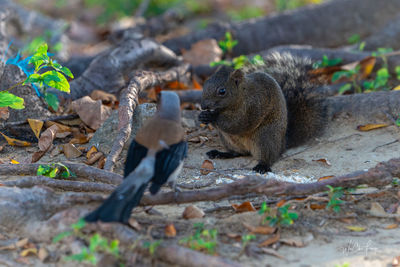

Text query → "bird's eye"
[218,88,226,96]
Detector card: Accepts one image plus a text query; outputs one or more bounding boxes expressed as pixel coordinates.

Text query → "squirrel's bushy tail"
[263,52,326,148]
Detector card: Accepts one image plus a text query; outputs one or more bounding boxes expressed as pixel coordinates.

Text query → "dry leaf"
[69,134,90,144]
[97,156,106,169]
[165,223,177,238]
[166,81,188,90]
[20,247,37,257]
[231,201,256,213]
[312,158,331,166]
[280,238,306,247]
[192,77,202,90]
[200,159,214,175]
[385,223,398,229]
[276,199,287,207]
[38,247,49,262]
[188,136,208,143]
[182,205,205,219]
[258,232,280,247]
[38,125,58,151]
[0,132,31,147]
[45,121,72,133]
[358,56,376,79]
[370,202,386,216]
[27,119,43,139]
[31,149,48,163]
[86,146,98,159]
[357,123,388,131]
[16,238,29,248]
[393,85,400,91]
[317,175,335,181]
[309,203,326,210]
[0,107,9,120]
[182,39,222,66]
[242,222,276,235]
[85,151,104,165]
[90,90,117,105]
[128,218,141,231]
[71,96,112,130]
[63,143,83,159]
[260,247,285,259]
[345,226,367,232]
[11,159,20,164]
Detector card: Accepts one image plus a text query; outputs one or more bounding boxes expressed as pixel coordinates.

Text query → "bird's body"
[85,91,187,223]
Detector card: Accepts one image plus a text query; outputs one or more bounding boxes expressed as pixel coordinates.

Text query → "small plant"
[241,234,256,247]
[326,185,344,212]
[210,54,264,69]
[392,177,400,186]
[143,240,162,255]
[363,68,390,92]
[331,65,361,94]
[259,202,298,226]
[218,32,238,55]
[37,163,74,178]
[396,114,400,127]
[395,66,400,80]
[313,55,343,69]
[347,34,365,51]
[179,223,218,255]
[53,219,120,265]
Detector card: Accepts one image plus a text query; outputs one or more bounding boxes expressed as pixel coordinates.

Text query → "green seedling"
[313,55,342,69]
[326,185,344,213]
[363,68,390,92]
[37,162,74,179]
[218,32,238,54]
[179,223,218,255]
[259,202,298,226]
[143,240,162,256]
[210,54,264,69]
[395,66,400,80]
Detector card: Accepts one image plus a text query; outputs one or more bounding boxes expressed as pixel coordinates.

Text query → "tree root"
[104,64,191,171]
[0,163,123,185]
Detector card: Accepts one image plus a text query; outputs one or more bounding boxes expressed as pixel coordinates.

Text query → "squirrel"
[198,52,325,173]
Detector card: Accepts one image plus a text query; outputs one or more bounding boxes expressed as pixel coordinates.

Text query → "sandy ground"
[0,110,399,266]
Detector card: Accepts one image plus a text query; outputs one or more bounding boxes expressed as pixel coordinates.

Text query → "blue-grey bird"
[85,91,187,223]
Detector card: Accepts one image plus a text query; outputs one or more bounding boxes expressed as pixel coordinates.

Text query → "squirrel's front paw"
[198,110,217,124]
[253,163,272,174]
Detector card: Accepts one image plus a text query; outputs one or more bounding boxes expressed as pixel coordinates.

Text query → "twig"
[105,64,191,171]
[0,114,79,128]
[3,176,116,193]
[0,163,123,185]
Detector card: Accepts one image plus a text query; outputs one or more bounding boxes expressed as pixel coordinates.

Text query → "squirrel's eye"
[218,88,226,96]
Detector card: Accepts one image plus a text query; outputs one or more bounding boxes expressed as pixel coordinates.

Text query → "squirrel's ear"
[230,69,244,87]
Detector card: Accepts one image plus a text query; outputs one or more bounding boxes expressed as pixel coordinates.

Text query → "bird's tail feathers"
[84,154,156,223]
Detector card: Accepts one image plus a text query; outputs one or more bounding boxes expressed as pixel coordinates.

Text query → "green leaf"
[347,34,360,44]
[332,71,351,82]
[44,92,59,111]
[60,66,74,79]
[37,164,52,176]
[24,73,42,84]
[109,240,119,256]
[37,43,48,55]
[0,91,25,109]
[288,212,298,220]
[359,42,366,51]
[49,167,58,178]
[71,218,86,231]
[42,71,70,92]
[339,83,352,94]
[52,231,72,243]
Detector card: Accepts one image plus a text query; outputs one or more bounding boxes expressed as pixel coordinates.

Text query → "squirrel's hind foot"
[253,163,272,174]
[206,149,242,159]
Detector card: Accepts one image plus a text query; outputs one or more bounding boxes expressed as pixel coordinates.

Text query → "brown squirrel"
[199,52,325,173]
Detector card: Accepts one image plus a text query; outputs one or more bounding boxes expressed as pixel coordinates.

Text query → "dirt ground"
[0,108,399,267]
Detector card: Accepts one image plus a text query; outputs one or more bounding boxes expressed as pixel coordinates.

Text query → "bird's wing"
[149,141,187,194]
[124,140,148,177]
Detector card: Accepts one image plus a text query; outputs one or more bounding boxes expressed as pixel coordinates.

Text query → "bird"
[84,91,187,223]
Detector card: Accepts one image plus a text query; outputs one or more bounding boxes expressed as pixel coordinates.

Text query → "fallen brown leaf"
[85,151,104,165]
[20,247,37,257]
[385,223,398,229]
[38,125,58,151]
[312,158,331,166]
[317,175,335,181]
[31,149,48,163]
[182,39,222,66]
[276,199,287,207]
[38,247,49,262]
[232,201,256,213]
[200,159,214,175]
[97,156,106,169]
[27,119,44,139]
[90,90,117,105]
[71,96,112,130]
[165,223,177,238]
[182,205,205,219]
[259,247,285,259]
[258,232,280,247]
[309,203,326,210]
[0,132,31,147]
[0,107,9,120]
[63,143,83,159]
[128,218,141,231]
[242,222,276,235]
[86,146,98,159]
[357,123,388,131]
[166,81,188,90]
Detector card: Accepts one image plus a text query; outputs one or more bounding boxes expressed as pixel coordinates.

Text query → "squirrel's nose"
[201,100,211,110]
